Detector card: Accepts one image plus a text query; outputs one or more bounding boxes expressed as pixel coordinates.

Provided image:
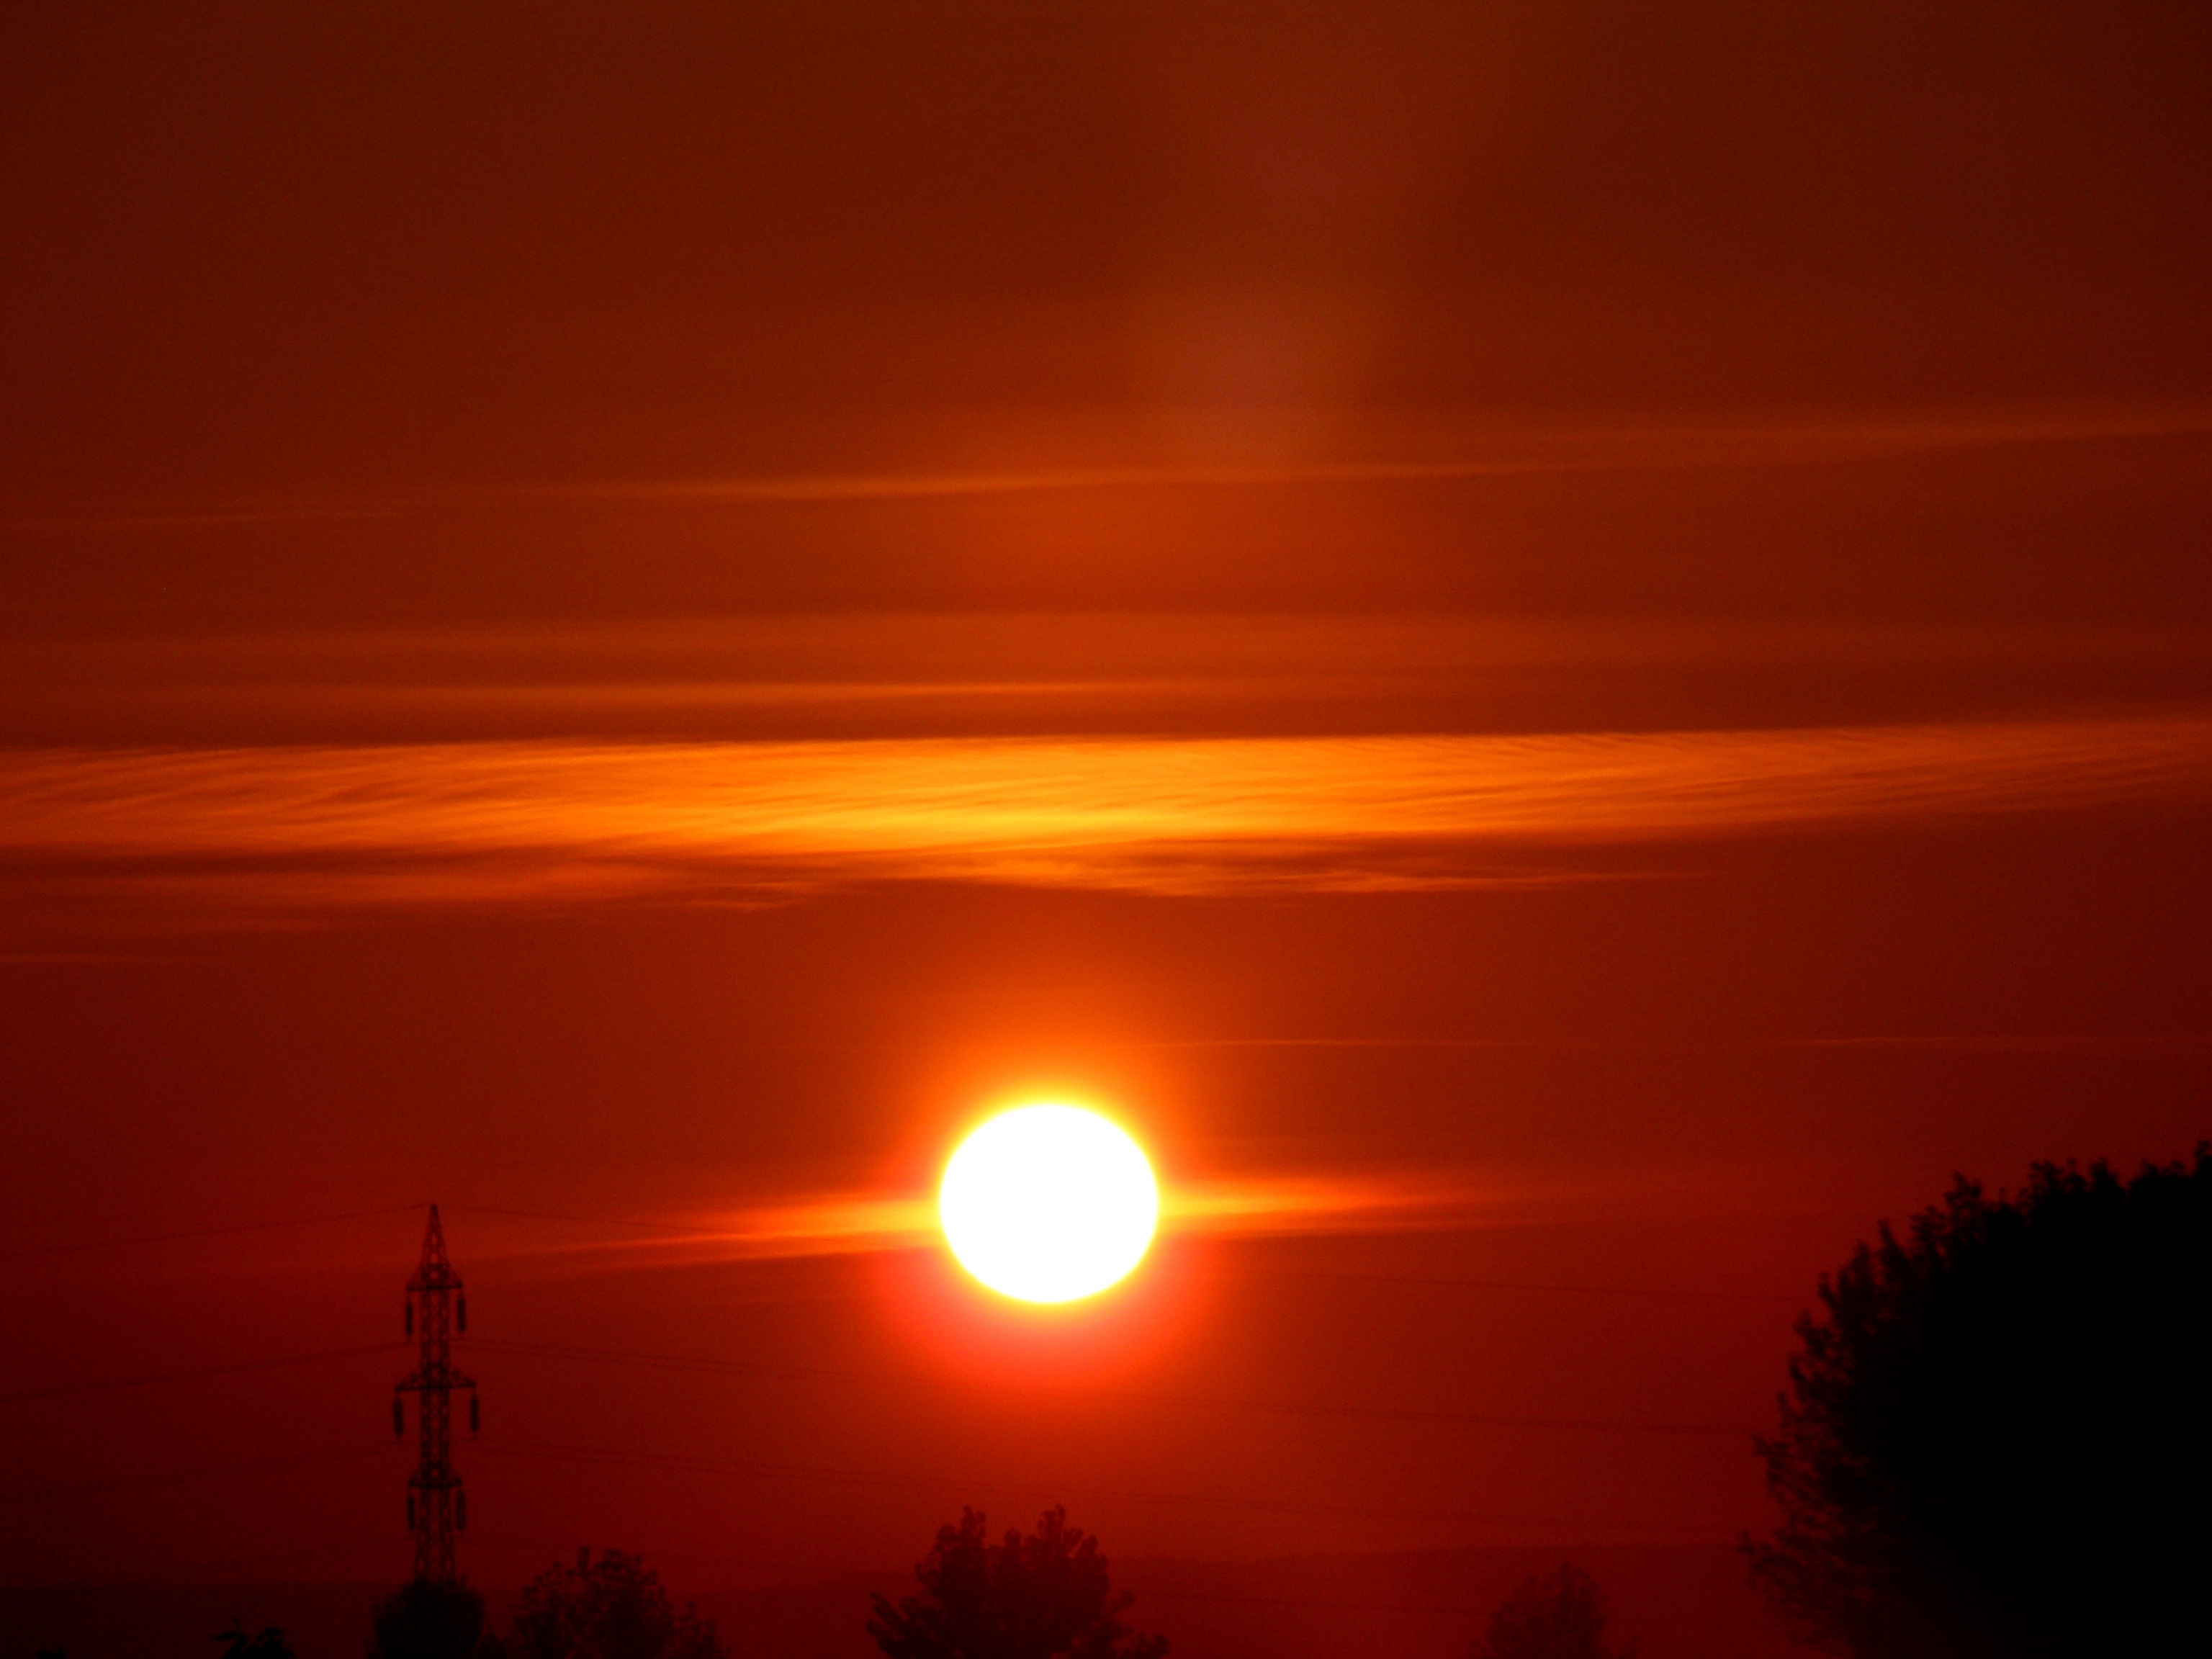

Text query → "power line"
[1,1331,1756,1438]
[0,1343,402,1405]
[135,1533,405,1583]
[0,1204,423,1262]
[470,1536,861,1581]
[0,1445,390,1505]
[6,1339,1764,1434]
[475,1337,1756,1439]
[1129,1584,1487,1619]
[475,1434,1727,1537]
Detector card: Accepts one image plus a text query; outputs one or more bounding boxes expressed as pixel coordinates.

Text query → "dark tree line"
[373,1511,1162,1659]
[352,1145,2212,1659]
[371,1550,724,1659]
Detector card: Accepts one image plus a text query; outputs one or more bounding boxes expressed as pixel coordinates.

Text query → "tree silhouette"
[1470,1564,1635,1659]
[370,1578,488,1659]
[1748,1148,2211,1658]
[869,1508,1167,1659]
[493,1548,726,1659]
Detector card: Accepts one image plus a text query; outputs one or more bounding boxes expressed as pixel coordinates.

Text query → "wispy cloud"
[22,401,2211,529]
[1777,1033,2212,1053]
[1163,1171,1516,1237]
[3,714,2209,922]
[540,403,2212,508]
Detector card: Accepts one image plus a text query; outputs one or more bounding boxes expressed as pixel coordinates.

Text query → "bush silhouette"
[1748,1148,2211,1658]
[215,1628,292,1659]
[369,1578,487,1659]
[870,1507,1167,1659]
[1470,1564,1634,1659]
[493,1549,725,1659]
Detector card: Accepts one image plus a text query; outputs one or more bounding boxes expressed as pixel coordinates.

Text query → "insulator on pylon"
[469,1393,480,1434]
[392,1398,404,1437]
[457,1490,468,1531]
[404,1298,413,1335]
[407,1493,416,1530]
[457,1295,467,1332]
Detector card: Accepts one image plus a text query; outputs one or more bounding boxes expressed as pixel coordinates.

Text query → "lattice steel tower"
[392,1205,478,1583]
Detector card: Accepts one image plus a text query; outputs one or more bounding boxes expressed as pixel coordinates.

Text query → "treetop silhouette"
[1748,1146,2211,1658]
[1470,1563,1635,1659]
[870,1507,1167,1659]
[493,1548,727,1659]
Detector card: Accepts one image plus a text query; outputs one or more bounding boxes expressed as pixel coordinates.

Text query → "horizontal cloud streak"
[473,1172,1527,1274]
[4,716,2209,915]
[18,613,2202,752]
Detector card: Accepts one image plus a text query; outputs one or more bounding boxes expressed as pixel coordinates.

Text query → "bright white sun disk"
[939,1105,1159,1303]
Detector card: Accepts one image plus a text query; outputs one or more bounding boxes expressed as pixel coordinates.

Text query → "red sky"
[3,0,2209,1622]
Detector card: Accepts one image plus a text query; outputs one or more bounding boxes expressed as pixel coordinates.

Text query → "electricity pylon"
[393,1204,477,1583]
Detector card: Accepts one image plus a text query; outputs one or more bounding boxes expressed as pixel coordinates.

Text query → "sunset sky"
[4,0,2210,1622]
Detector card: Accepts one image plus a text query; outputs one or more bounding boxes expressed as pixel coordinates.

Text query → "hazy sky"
[4,1,2208,1603]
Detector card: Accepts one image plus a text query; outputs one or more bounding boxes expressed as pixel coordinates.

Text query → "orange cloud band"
[4,716,2208,911]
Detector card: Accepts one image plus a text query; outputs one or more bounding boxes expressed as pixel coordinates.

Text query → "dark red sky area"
[3,4,2209,1648]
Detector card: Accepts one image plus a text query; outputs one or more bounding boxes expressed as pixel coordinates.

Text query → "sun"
[939,1104,1160,1303]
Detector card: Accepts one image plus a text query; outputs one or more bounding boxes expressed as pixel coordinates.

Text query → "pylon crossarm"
[394,1364,473,1393]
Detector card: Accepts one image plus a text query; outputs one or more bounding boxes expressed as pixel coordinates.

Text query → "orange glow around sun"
[939,1104,1160,1303]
